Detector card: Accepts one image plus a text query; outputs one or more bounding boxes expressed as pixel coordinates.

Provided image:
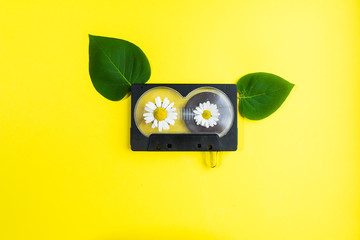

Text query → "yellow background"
[1,0,359,239]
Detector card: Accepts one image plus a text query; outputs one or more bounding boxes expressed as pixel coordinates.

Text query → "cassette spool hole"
[156,144,161,150]
[208,145,213,150]
[167,144,172,148]
[197,144,202,148]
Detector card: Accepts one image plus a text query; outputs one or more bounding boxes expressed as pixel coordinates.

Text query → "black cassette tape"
[131,84,238,151]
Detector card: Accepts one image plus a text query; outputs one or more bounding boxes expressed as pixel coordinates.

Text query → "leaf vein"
[92,37,132,87]
[240,86,290,99]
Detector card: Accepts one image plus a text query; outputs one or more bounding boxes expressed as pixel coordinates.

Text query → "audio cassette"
[131,84,238,151]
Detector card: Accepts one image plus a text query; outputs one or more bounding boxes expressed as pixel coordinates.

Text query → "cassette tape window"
[134,86,234,138]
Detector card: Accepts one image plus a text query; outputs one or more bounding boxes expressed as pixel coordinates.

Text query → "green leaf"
[237,72,294,120]
[88,35,151,101]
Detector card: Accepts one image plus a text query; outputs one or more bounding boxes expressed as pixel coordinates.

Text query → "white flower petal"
[158,121,163,132]
[144,116,155,120]
[145,107,154,113]
[164,108,177,125]
[152,119,158,128]
[207,105,215,112]
[143,112,153,117]
[194,115,202,121]
[166,102,174,111]
[212,107,219,112]
[166,119,175,125]
[167,113,177,121]
[155,96,162,107]
[167,112,176,118]
[205,121,209,128]
[146,102,157,110]
[145,116,154,123]
[162,121,169,130]
[195,107,203,113]
[162,97,170,108]
[193,110,201,115]
[212,106,219,112]
[208,118,215,127]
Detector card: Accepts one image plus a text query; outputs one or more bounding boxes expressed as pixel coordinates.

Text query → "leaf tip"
[89,34,99,41]
[289,82,295,89]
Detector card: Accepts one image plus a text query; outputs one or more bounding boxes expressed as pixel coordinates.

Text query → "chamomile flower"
[143,96,177,132]
[193,101,220,128]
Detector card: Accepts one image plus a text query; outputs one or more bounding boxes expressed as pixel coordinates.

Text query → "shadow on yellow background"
[0,0,359,240]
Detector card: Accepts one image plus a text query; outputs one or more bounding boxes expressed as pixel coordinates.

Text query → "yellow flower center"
[153,107,167,121]
[202,110,211,120]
